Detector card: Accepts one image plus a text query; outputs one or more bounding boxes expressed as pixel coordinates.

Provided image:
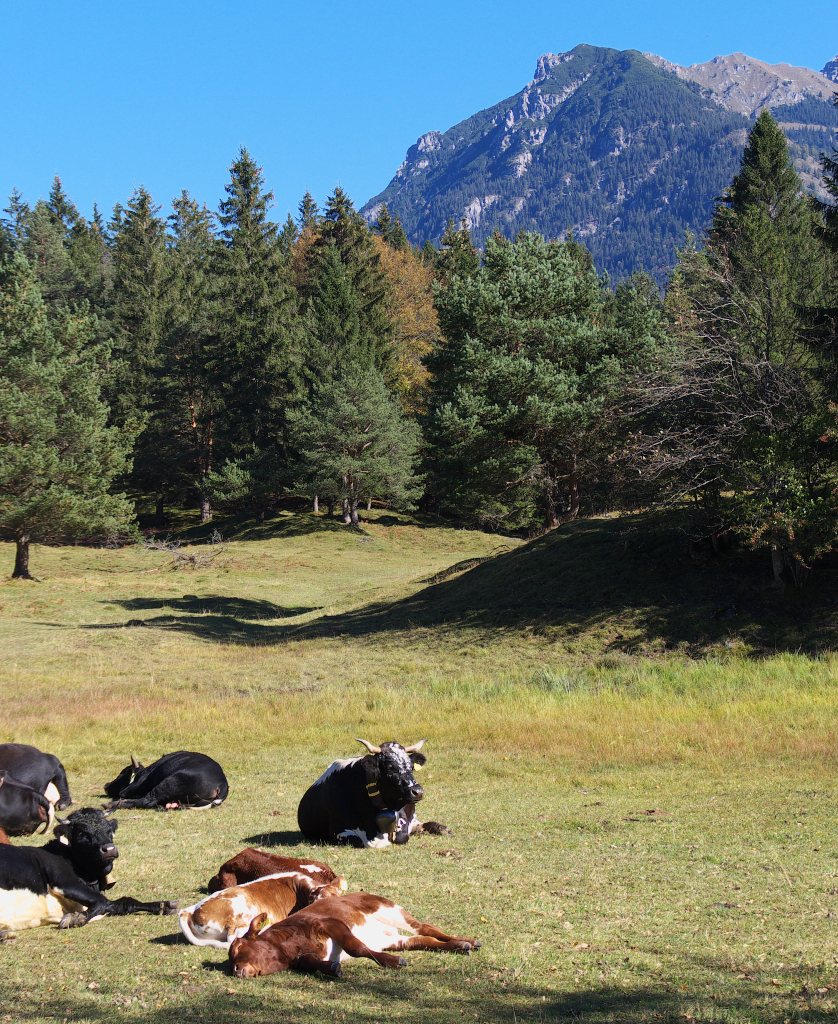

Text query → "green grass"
[2,507,838,1023]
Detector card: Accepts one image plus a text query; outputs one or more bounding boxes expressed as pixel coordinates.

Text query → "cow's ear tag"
[413,762,423,770]
[58,834,70,846]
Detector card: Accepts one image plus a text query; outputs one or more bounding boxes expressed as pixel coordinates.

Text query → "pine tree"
[427,231,656,529]
[288,365,422,526]
[210,147,299,510]
[0,255,136,577]
[434,218,480,282]
[161,193,218,522]
[644,112,836,584]
[298,191,320,232]
[315,186,392,371]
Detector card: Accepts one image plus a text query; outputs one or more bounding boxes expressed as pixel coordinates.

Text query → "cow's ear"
[54,822,71,845]
[246,913,269,938]
[410,752,427,769]
[109,819,118,833]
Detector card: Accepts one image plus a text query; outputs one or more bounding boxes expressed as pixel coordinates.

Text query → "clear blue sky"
[2,1,835,227]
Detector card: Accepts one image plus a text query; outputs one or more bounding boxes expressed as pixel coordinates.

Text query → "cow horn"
[131,754,140,768]
[355,738,382,754]
[38,800,55,836]
[404,739,428,754]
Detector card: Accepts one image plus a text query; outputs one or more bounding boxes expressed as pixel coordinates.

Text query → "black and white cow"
[0,772,54,838]
[0,744,72,810]
[297,739,449,849]
[103,750,229,810]
[0,807,178,936]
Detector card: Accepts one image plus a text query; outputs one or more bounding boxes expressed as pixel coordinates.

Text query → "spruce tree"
[210,147,298,509]
[0,255,136,577]
[161,193,218,522]
[645,112,835,583]
[288,365,422,526]
[315,186,392,371]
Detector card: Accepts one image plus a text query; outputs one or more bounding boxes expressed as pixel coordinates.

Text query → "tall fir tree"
[108,186,169,517]
[644,111,836,584]
[314,186,392,372]
[160,193,218,522]
[0,255,136,577]
[209,147,299,509]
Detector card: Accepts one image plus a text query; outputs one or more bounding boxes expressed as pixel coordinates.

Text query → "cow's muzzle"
[408,784,424,802]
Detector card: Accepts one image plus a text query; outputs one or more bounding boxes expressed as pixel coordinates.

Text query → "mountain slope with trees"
[361,44,837,281]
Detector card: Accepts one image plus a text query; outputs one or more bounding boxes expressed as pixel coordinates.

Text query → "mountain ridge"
[361,44,837,281]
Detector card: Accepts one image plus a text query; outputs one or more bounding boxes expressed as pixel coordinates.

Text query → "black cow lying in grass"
[0,743,72,811]
[103,751,229,810]
[0,808,178,937]
[297,739,450,848]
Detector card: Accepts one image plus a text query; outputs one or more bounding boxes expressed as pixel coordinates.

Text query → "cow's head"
[356,739,427,808]
[103,755,143,799]
[229,914,300,977]
[0,771,53,836]
[54,807,119,891]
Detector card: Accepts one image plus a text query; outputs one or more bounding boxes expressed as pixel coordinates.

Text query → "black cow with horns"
[0,807,178,936]
[297,739,449,848]
[103,751,229,811]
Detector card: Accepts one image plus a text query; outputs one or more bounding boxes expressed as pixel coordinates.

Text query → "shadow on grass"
[240,830,307,848]
[73,510,838,655]
[1,975,829,1024]
[102,595,320,620]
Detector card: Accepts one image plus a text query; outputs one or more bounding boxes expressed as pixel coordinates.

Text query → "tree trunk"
[771,529,786,590]
[366,497,372,511]
[313,495,319,513]
[155,491,164,530]
[342,497,351,525]
[326,499,334,518]
[200,494,212,524]
[568,458,580,521]
[350,494,360,527]
[13,535,33,580]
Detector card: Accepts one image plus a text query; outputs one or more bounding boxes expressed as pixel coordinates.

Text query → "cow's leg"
[388,935,478,953]
[326,922,407,968]
[292,953,343,977]
[391,910,480,952]
[59,895,178,929]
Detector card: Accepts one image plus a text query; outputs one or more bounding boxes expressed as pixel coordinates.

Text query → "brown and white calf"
[180,871,345,949]
[228,893,481,977]
[207,849,339,893]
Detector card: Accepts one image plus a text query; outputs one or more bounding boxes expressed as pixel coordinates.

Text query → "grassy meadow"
[2,507,838,1024]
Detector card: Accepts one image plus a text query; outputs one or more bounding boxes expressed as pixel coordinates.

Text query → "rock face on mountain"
[643,52,835,114]
[361,45,838,282]
[822,55,838,83]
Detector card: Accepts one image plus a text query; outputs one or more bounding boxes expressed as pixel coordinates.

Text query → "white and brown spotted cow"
[179,869,345,949]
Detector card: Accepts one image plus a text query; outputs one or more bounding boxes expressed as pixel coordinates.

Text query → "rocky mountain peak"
[644,50,836,114]
[822,55,838,83]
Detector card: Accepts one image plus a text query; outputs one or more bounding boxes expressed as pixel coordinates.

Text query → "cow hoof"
[472,940,482,949]
[398,957,408,967]
[59,913,87,929]
[330,962,342,978]
[161,901,179,915]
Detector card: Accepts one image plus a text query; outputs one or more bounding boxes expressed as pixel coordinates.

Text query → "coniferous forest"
[1,106,837,589]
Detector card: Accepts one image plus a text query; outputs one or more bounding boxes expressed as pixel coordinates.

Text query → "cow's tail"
[178,907,233,949]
